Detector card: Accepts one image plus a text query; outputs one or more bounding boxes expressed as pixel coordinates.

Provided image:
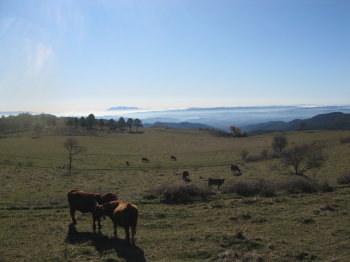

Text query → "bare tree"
[282,143,326,176]
[64,138,86,175]
[272,133,288,152]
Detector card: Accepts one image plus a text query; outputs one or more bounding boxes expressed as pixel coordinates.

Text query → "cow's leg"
[113,222,118,238]
[124,226,130,244]
[131,225,136,245]
[97,218,102,233]
[92,212,102,233]
[92,214,97,233]
[70,208,77,225]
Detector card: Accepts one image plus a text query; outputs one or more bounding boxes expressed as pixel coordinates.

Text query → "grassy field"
[1,127,350,261]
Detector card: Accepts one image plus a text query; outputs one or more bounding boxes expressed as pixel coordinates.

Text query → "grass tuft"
[337,170,350,185]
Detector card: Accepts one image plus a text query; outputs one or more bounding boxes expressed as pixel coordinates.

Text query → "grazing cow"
[142,157,149,163]
[67,190,118,232]
[96,200,138,245]
[125,161,130,167]
[231,164,241,175]
[208,178,225,189]
[182,170,189,180]
[170,155,177,161]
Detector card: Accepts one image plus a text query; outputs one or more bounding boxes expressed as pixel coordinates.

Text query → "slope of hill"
[244,112,350,134]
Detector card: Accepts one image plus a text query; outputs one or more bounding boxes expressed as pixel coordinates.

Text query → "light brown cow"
[96,200,138,245]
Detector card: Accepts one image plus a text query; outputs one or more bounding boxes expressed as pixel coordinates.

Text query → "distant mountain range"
[106,106,141,111]
[143,121,215,129]
[3,105,350,132]
[104,105,350,131]
[243,112,350,134]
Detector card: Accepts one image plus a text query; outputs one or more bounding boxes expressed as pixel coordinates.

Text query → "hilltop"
[244,112,350,134]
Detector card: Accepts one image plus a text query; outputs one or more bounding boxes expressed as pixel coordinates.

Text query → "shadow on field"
[65,223,146,262]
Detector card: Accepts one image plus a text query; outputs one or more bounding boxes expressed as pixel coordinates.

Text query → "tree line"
[0,113,143,136]
[64,114,143,132]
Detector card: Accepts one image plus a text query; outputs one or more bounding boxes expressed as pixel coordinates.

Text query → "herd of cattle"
[127,155,242,188]
[67,158,242,245]
[67,189,138,245]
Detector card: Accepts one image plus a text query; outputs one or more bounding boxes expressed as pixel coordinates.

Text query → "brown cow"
[182,170,189,180]
[96,200,138,245]
[125,161,130,166]
[170,155,177,161]
[142,157,149,163]
[67,190,118,232]
[208,178,225,189]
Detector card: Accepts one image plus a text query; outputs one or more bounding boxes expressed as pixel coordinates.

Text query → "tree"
[79,117,86,128]
[126,118,134,133]
[73,117,79,128]
[272,133,288,152]
[117,117,126,131]
[33,123,43,138]
[281,143,326,176]
[107,119,116,130]
[230,126,246,137]
[65,117,74,128]
[98,119,105,130]
[134,118,143,133]
[63,138,86,175]
[86,114,96,129]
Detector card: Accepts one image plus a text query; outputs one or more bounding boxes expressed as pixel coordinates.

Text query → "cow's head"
[102,192,118,203]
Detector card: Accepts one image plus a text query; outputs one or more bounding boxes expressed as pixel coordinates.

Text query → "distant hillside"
[143,121,215,130]
[244,112,350,134]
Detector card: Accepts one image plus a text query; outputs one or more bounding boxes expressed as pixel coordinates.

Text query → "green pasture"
[1,128,350,261]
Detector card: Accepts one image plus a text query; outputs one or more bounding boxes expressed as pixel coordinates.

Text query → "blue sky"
[0,0,349,114]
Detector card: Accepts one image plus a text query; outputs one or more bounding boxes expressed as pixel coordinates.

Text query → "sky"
[0,0,349,114]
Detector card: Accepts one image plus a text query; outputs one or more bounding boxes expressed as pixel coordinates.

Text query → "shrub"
[260,149,269,158]
[337,170,350,185]
[222,179,276,197]
[317,180,333,192]
[223,177,326,197]
[281,143,326,176]
[155,184,211,204]
[272,133,288,152]
[278,177,317,194]
[340,136,350,144]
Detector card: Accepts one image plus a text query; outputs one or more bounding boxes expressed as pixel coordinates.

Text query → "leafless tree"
[282,143,326,176]
[64,138,86,175]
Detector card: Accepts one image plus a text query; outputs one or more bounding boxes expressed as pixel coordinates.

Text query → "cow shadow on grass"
[65,223,146,262]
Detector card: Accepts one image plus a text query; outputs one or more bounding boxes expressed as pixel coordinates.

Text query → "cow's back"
[113,202,138,227]
[68,190,101,213]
